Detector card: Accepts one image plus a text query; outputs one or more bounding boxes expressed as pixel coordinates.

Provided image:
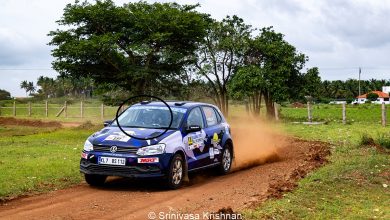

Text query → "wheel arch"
[224,139,234,158]
[172,149,188,174]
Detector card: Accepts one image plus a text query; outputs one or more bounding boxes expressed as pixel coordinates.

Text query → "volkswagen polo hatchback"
[80,101,234,189]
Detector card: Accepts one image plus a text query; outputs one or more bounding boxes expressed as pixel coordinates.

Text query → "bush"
[360,133,375,146]
[377,134,390,150]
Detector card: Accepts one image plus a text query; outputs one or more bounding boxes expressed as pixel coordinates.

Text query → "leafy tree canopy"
[49,0,210,94]
[367,92,379,101]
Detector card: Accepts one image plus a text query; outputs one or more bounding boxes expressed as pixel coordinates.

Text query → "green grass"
[0,125,58,137]
[282,103,389,124]
[0,125,96,200]
[243,122,390,219]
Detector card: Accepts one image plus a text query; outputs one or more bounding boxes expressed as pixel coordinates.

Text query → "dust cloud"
[229,117,287,170]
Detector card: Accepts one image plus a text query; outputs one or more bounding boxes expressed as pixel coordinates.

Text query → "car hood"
[90,126,178,147]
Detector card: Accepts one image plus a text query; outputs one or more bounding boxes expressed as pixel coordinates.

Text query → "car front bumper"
[79,151,173,178]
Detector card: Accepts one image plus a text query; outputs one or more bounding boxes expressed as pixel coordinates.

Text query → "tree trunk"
[225,94,229,117]
[263,91,275,118]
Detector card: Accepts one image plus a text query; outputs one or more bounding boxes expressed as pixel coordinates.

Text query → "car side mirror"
[103,120,112,127]
[186,125,201,133]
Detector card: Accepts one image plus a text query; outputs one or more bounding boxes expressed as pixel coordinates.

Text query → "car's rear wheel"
[84,174,107,186]
[217,146,233,175]
[166,154,184,189]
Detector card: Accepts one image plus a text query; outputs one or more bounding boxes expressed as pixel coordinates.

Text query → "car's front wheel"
[166,154,184,189]
[218,146,233,175]
[84,174,107,186]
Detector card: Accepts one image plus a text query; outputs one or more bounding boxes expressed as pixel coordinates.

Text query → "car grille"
[81,163,161,175]
[93,145,138,154]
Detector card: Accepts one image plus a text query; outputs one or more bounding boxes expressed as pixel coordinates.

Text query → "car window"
[186,107,204,128]
[214,108,222,123]
[202,106,218,127]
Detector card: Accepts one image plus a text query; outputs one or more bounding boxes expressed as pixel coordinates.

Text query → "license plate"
[98,157,126,166]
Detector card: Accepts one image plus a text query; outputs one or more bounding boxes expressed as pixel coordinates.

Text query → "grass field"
[281,103,390,124]
[0,104,389,219]
[0,124,98,200]
[243,122,390,219]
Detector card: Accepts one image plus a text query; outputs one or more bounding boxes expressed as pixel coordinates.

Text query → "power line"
[318,66,390,70]
[0,68,54,71]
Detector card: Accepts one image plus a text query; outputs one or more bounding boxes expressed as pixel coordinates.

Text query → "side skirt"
[188,162,221,173]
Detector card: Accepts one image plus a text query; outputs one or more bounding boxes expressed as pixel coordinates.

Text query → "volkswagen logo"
[110,145,118,153]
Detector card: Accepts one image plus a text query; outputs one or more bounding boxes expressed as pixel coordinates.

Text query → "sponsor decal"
[188,136,193,145]
[209,147,214,159]
[187,133,205,151]
[104,134,131,142]
[212,133,219,143]
[130,105,187,113]
[138,157,159,163]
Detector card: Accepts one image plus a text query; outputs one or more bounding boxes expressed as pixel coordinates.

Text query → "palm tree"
[27,82,36,96]
[20,80,29,96]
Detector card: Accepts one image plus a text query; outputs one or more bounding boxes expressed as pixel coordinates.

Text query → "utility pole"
[358,67,361,96]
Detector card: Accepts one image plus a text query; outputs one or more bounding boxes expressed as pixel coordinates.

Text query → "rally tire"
[84,174,107,186]
[166,154,184,189]
[217,146,233,175]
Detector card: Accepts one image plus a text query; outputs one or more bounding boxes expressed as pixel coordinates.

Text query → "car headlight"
[83,140,93,151]
[137,144,166,156]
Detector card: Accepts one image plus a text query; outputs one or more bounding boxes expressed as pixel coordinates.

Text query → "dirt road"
[0,138,329,220]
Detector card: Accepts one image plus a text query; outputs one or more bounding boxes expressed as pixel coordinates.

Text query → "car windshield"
[113,105,186,129]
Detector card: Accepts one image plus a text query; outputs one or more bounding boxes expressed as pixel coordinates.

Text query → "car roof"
[132,101,217,109]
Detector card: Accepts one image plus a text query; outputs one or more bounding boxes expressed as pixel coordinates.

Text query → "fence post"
[28,102,31,117]
[382,102,386,127]
[101,103,104,119]
[45,100,48,117]
[307,102,312,122]
[342,102,346,124]
[64,101,67,118]
[13,101,16,116]
[80,101,83,118]
[274,102,279,121]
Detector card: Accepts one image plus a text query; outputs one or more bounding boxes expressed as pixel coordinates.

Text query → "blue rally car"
[80,101,234,189]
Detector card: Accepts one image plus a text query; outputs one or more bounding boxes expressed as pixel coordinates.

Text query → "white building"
[352,88,390,104]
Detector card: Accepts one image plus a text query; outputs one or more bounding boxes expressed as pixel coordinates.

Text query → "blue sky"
[1,0,390,96]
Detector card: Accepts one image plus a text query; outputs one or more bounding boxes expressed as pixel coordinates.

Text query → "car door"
[201,106,225,165]
[183,107,209,169]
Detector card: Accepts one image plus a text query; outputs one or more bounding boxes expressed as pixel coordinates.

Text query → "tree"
[367,92,379,101]
[27,82,36,95]
[229,65,264,116]
[0,89,11,100]
[194,15,251,116]
[302,67,322,100]
[49,0,209,96]
[238,27,306,117]
[20,80,29,96]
